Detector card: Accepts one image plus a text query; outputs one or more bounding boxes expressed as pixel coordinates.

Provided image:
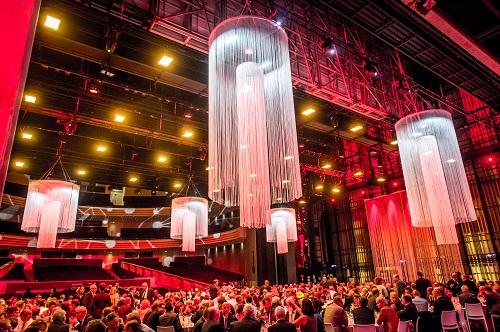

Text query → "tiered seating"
[121,258,243,283]
[0,263,27,280]
[33,258,116,282]
[112,263,139,279]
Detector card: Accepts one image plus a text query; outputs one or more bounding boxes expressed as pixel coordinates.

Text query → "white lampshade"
[266,208,297,254]
[21,180,79,248]
[170,197,208,252]
[208,16,302,228]
[395,109,476,244]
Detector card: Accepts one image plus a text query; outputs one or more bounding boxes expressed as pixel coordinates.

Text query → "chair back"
[441,310,459,329]
[458,308,469,332]
[415,317,419,332]
[157,326,175,332]
[491,314,499,332]
[465,303,485,319]
[324,323,335,332]
[398,320,410,332]
[353,325,376,332]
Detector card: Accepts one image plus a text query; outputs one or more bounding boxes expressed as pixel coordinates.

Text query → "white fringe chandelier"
[395,109,477,244]
[208,16,301,228]
[266,208,298,254]
[21,180,79,248]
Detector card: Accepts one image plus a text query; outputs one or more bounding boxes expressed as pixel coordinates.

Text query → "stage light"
[271,11,285,26]
[321,163,332,169]
[332,187,341,193]
[354,171,363,177]
[377,177,386,182]
[350,125,363,132]
[114,114,125,123]
[390,140,398,145]
[446,159,456,163]
[44,15,61,30]
[284,155,293,160]
[213,188,220,193]
[302,108,316,116]
[488,156,493,162]
[315,184,324,190]
[14,161,25,168]
[184,113,192,119]
[129,176,138,183]
[321,37,335,55]
[88,84,99,94]
[100,69,115,77]
[298,199,307,204]
[96,145,107,152]
[157,155,167,163]
[21,132,33,140]
[159,55,174,67]
[393,182,398,187]
[24,95,36,104]
[76,169,87,176]
[181,130,193,138]
[173,182,182,188]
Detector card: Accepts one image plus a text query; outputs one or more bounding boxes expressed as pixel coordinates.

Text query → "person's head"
[274,306,285,320]
[333,296,343,307]
[213,279,219,286]
[75,306,87,321]
[461,285,469,294]
[207,307,220,321]
[390,292,399,303]
[142,283,148,290]
[29,319,47,332]
[336,286,344,295]
[4,306,19,318]
[417,272,423,278]
[432,288,444,299]
[90,284,97,294]
[371,288,379,297]
[85,320,106,332]
[452,273,458,281]
[0,319,12,332]
[401,295,412,305]
[124,321,141,332]
[264,280,270,286]
[106,313,120,331]
[221,303,232,316]
[359,297,368,308]
[109,287,117,296]
[393,275,399,281]
[444,288,453,298]
[20,309,32,322]
[376,297,387,310]
[98,283,107,292]
[374,277,382,285]
[125,312,141,324]
[300,299,314,317]
[52,310,66,323]
[164,302,174,313]
[242,304,255,319]
[412,290,421,298]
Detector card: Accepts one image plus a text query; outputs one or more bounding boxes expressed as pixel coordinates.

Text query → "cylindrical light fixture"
[170,197,208,252]
[266,208,297,254]
[21,180,79,248]
[395,109,476,244]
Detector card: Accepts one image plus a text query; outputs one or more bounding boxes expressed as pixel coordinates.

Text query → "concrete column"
[0,0,40,198]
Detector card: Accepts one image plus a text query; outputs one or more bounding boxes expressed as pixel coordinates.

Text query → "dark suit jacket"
[48,321,70,332]
[140,288,155,302]
[353,307,375,325]
[415,278,432,299]
[144,309,163,331]
[81,292,94,313]
[74,314,93,332]
[194,318,206,332]
[432,296,455,327]
[202,319,224,332]
[209,285,218,299]
[343,296,354,312]
[458,293,480,307]
[93,292,111,318]
[159,312,182,332]
[268,320,296,332]
[229,318,261,332]
[219,314,236,331]
[192,309,204,324]
[284,311,300,323]
[398,303,418,325]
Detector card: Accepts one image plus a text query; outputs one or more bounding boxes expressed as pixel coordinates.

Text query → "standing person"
[201,307,223,332]
[159,302,182,332]
[389,292,404,312]
[15,309,32,332]
[322,296,348,332]
[72,307,91,332]
[92,284,110,319]
[446,273,462,297]
[293,299,317,332]
[109,288,119,307]
[219,303,235,332]
[392,275,406,297]
[209,280,219,300]
[140,283,154,303]
[415,272,432,300]
[268,307,296,332]
[81,285,97,315]
[376,297,399,332]
[462,275,479,295]
[47,310,69,332]
[229,304,261,332]
[284,299,300,323]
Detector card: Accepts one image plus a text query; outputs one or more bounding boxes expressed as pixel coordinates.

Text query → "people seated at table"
[219,303,235,331]
[375,297,398,332]
[268,307,296,332]
[397,295,418,326]
[353,297,375,325]
[389,292,404,312]
[293,299,317,332]
[323,296,348,330]
[367,288,379,312]
[159,302,182,332]
[229,304,261,332]
[201,307,223,332]
[411,290,428,312]
[430,288,454,328]
[458,285,480,307]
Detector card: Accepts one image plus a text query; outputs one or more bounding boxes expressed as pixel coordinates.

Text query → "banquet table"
[181,315,194,332]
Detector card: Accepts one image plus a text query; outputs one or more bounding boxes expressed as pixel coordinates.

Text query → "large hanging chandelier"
[395,109,476,244]
[170,176,208,252]
[266,208,297,254]
[208,16,302,228]
[22,180,79,248]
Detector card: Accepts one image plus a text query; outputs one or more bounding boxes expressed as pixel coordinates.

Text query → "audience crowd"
[0,271,499,332]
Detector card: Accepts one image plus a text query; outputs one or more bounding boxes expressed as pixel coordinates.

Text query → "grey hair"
[52,309,66,322]
[274,306,286,319]
[243,304,255,318]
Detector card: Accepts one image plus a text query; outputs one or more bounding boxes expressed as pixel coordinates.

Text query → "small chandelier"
[170,177,208,252]
[395,109,476,244]
[266,208,297,254]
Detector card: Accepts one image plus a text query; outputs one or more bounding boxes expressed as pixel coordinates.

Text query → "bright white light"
[159,55,174,67]
[446,159,456,163]
[284,155,293,160]
[44,16,61,30]
[114,114,125,123]
[24,95,36,104]
[22,133,33,140]
[245,48,253,55]
[249,173,257,178]
[302,108,316,116]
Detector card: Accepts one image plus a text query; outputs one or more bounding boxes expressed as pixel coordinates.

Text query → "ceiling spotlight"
[302,108,316,116]
[129,176,138,183]
[14,161,25,168]
[184,113,192,119]
[21,132,33,140]
[315,184,324,190]
[100,69,115,77]
[393,182,398,187]
[362,58,378,78]
[44,15,61,30]
[332,187,341,193]
[298,199,307,204]
[321,37,335,55]
[159,55,174,68]
[88,84,99,94]
[173,182,182,188]
[181,130,193,138]
[114,114,125,123]
[350,125,364,132]
[206,166,214,171]
[390,140,398,145]
[354,171,363,177]
[321,163,332,169]
[446,159,456,163]
[377,177,386,182]
[76,169,87,175]
[24,95,36,104]
[96,145,107,152]
[157,155,167,163]
[102,218,109,225]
